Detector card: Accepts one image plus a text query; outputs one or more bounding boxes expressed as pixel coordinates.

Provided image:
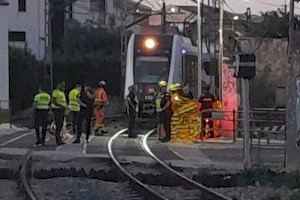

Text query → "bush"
[9,48,46,113]
[53,21,121,95]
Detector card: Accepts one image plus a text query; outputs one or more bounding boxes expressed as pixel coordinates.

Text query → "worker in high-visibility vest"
[156,81,168,140]
[52,82,67,146]
[33,85,51,146]
[68,84,87,143]
[94,81,109,135]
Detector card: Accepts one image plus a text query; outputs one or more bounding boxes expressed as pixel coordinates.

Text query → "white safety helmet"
[99,81,106,86]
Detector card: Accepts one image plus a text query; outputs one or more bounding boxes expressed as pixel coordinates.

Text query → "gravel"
[31,178,144,200]
[214,186,296,200]
[0,180,24,200]
[151,185,203,200]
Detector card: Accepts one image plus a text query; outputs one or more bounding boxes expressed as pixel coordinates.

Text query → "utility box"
[234,54,256,80]
[275,87,287,108]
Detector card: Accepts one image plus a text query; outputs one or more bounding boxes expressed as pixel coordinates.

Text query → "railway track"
[19,149,38,200]
[108,128,232,200]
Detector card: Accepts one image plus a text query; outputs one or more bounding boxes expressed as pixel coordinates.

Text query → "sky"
[225,0,300,15]
[137,0,300,15]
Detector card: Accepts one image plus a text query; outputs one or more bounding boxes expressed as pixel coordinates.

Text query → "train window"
[183,55,197,83]
[134,56,170,83]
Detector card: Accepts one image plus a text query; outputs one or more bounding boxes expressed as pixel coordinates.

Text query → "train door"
[182,55,198,97]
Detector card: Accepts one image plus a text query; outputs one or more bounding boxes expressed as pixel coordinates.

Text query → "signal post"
[234,53,256,169]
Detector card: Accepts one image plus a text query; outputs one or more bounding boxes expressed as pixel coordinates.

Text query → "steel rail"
[20,149,38,200]
[107,128,169,200]
[141,130,232,200]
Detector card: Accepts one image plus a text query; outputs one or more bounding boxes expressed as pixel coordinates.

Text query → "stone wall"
[237,37,289,107]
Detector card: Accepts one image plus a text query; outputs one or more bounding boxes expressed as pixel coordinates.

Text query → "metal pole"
[197,0,202,97]
[213,0,217,58]
[162,1,166,34]
[242,78,251,169]
[233,109,236,142]
[46,0,53,91]
[218,0,224,101]
[288,0,294,55]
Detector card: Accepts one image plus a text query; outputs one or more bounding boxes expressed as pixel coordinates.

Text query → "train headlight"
[145,38,156,49]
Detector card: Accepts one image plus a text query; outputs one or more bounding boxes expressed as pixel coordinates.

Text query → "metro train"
[124,34,210,116]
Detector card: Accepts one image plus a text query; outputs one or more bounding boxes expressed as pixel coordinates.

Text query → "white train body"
[124,34,210,116]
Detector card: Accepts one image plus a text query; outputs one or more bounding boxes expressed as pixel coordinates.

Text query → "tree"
[9,48,46,112]
[249,10,289,38]
[53,21,121,94]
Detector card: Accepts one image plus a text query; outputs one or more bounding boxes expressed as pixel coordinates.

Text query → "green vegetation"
[196,167,300,189]
[9,22,121,112]
[9,48,45,112]
[249,10,289,38]
[53,21,121,94]
[232,168,300,189]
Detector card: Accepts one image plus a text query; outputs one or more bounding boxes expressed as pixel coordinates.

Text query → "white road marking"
[0,131,34,146]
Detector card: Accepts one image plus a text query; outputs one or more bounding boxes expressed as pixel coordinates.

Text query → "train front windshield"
[134,56,170,83]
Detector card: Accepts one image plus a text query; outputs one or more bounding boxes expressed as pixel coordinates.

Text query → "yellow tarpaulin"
[170,93,201,142]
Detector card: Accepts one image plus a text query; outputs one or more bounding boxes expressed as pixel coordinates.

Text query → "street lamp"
[232,15,239,31]
[170,7,176,13]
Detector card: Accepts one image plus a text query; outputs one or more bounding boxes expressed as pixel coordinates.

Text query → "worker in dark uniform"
[52,82,67,146]
[179,82,194,99]
[33,84,51,146]
[198,86,216,138]
[126,85,138,138]
[159,84,172,142]
[74,85,95,143]
[156,81,168,140]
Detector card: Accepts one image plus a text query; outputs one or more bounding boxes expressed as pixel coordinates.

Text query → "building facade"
[68,0,151,33]
[0,0,10,121]
[7,0,46,60]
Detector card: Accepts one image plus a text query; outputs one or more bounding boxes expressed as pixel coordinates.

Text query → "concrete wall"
[236,38,289,107]
[0,3,10,122]
[236,37,300,169]
[6,0,45,60]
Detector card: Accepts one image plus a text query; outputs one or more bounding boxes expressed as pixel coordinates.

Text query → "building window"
[18,0,26,12]
[9,31,26,42]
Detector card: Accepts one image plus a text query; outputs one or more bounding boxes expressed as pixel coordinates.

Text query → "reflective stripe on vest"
[34,92,51,110]
[69,89,80,112]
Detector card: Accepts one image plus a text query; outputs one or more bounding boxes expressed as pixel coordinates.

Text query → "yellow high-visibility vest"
[69,88,80,112]
[34,92,51,110]
[52,89,67,109]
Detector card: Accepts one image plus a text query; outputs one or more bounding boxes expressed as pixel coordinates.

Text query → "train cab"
[124,34,210,117]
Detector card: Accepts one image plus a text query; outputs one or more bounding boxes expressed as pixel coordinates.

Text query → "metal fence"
[201,108,287,167]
